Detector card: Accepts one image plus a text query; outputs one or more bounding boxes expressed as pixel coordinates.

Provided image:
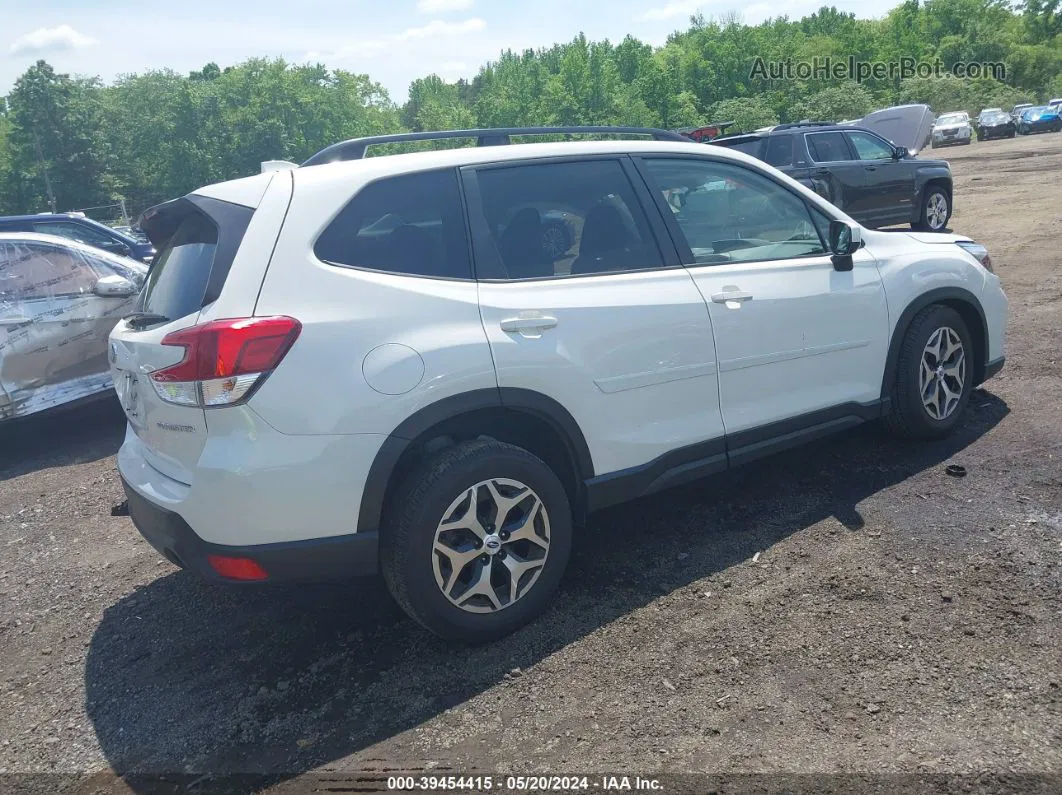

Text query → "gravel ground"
[1,133,1060,795]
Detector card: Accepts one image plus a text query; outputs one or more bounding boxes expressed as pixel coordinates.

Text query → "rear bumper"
[121,475,379,583]
[983,356,1005,383]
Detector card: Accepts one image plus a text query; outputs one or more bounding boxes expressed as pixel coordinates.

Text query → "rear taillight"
[151,316,301,408]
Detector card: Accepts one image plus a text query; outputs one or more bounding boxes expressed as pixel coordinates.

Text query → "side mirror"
[93,274,138,298]
[828,220,861,272]
[891,146,906,160]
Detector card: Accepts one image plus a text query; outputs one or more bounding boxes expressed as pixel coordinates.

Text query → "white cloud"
[638,1,702,22]
[304,18,486,67]
[9,24,97,56]
[416,0,475,12]
[400,18,487,40]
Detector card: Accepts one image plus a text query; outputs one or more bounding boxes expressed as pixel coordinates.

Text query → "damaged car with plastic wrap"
[0,233,147,421]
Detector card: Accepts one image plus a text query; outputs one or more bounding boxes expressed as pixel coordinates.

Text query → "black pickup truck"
[711,122,954,232]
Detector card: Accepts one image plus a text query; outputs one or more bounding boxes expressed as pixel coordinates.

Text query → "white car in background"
[932,112,973,147]
[109,126,1007,643]
[0,233,146,421]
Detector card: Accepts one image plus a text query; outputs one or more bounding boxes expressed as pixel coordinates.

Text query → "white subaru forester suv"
[110,127,1006,642]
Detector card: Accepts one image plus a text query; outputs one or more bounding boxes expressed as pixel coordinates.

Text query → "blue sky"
[2,0,884,101]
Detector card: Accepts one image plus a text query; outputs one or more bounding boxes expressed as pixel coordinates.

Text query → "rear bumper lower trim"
[120,476,379,582]
[983,356,1005,383]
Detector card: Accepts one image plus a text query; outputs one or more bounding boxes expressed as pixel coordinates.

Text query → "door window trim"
[459,154,681,283]
[631,153,836,268]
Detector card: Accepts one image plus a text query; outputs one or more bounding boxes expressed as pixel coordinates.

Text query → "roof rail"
[300,126,689,167]
[772,121,837,131]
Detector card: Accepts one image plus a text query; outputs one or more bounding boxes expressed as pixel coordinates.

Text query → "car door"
[0,239,138,418]
[802,131,870,220]
[464,156,725,480]
[634,155,890,461]
[845,130,914,224]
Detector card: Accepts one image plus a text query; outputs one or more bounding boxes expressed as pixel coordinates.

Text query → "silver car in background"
[0,233,146,421]
[931,111,973,147]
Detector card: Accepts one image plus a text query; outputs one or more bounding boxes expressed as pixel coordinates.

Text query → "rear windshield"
[140,213,218,320]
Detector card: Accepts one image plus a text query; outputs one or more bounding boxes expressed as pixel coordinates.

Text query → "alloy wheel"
[926,193,949,230]
[919,326,966,420]
[432,478,550,613]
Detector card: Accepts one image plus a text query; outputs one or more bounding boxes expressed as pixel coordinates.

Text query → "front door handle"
[500,314,558,333]
[710,290,753,304]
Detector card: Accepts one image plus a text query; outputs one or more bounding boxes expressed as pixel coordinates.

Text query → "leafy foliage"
[1,0,1060,217]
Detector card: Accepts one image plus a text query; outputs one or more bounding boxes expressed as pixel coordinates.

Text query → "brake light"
[207,555,268,581]
[151,316,301,407]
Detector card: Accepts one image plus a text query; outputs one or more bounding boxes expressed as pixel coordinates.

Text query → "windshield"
[936,114,966,125]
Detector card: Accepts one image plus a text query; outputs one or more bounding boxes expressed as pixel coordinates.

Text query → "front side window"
[642,158,827,265]
[806,132,853,163]
[315,168,471,280]
[847,131,894,161]
[473,160,663,279]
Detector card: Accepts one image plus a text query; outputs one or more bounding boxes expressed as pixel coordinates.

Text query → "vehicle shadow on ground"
[0,398,125,483]
[84,392,1008,787]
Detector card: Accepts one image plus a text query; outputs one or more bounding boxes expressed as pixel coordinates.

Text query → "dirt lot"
[1,133,1060,795]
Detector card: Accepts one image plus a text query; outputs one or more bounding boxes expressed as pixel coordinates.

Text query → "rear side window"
[806,132,853,163]
[138,197,251,321]
[764,135,794,167]
[314,169,472,280]
[140,214,219,320]
[471,159,663,279]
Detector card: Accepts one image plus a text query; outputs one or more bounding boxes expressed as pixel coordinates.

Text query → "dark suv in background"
[0,213,155,262]
[711,122,954,232]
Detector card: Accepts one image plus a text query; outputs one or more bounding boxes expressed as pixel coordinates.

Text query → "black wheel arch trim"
[880,286,989,398]
[357,387,594,533]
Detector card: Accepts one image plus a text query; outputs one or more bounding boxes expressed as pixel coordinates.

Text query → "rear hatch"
[109,195,253,484]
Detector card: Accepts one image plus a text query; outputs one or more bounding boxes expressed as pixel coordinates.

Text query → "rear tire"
[913,185,951,232]
[884,305,974,440]
[381,439,572,643]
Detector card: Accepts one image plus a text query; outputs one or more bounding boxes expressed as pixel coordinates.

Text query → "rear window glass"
[314,169,472,279]
[140,214,218,320]
[763,135,793,167]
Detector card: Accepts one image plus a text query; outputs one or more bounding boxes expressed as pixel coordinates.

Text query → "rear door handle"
[500,314,558,333]
[711,290,753,304]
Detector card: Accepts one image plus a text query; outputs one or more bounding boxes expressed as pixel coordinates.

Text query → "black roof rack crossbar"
[300,126,689,166]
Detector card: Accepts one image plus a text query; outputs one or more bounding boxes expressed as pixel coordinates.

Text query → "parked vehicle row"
[0,213,156,263]
[1016,105,1062,135]
[710,122,953,231]
[106,126,1005,642]
[0,234,147,421]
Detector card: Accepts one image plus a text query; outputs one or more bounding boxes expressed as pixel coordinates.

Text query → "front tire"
[381,439,572,643]
[914,185,951,232]
[884,305,974,440]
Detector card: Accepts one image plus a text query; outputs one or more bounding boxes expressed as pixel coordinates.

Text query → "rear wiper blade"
[123,312,170,330]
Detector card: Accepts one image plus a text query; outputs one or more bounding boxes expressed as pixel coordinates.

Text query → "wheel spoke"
[483,479,530,529]
[501,553,545,604]
[505,499,549,549]
[456,559,501,611]
[439,487,488,540]
[433,541,481,595]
